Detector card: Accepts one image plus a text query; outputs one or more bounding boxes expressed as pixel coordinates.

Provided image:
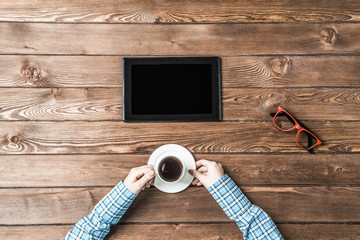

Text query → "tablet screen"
[131,64,212,115]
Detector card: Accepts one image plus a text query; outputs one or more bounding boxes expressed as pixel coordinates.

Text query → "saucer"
[148,144,195,193]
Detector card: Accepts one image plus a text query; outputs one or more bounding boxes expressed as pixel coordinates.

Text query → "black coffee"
[158,157,183,182]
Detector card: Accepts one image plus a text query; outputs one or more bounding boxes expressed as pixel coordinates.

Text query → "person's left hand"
[124,165,155,194]
[189,159,224,188]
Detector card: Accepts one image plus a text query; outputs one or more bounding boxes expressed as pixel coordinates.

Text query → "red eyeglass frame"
[272,106,322,151]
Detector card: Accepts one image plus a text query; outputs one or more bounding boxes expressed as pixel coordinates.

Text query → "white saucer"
[148,144,195,193]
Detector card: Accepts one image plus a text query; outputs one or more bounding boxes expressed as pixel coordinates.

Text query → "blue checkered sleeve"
[63,180,136,240]
[207,174,284,240]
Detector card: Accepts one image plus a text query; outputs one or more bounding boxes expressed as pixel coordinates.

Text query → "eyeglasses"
[270,106,322,153]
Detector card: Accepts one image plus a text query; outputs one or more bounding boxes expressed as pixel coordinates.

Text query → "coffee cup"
[156,156,185,183]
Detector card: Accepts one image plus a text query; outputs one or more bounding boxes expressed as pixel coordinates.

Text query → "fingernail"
[150,171,155,176]
[188,169,193,175]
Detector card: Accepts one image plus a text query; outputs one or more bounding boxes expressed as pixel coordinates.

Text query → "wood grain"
[0,121,359,154]
[223,88,360,121]
[222,56,360,88]
[1,87,359,121]
[1,154,359,187]
[278,224,360,240]
[1,224,242,240]
[0,0,359,23]
[0,55,122,87]
[1,187,359,224]
[1,224,360,240]
[1,23,359,55]
[0,88,122,120]
[1,56,360,88]
[0,0,358,236]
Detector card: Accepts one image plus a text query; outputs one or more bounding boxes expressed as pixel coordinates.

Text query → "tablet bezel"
[123,57,222,122]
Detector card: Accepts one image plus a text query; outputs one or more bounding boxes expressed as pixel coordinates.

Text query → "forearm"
[207,174,283,240]
[63,180,137,240]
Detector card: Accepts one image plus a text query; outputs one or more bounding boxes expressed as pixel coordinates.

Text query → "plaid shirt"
[208,174,283,240]
[63,180,136,240]
[64,175,283,240]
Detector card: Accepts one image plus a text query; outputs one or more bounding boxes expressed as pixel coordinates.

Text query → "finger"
[197,166,207,173]
[196,182,203,186]
[143,164,155,170]
[193,178,199,184]
[195,159,213,168]
[131,166,154,179]
[136,170,155,187]
[192,179,199,185]
[188,169,205,182]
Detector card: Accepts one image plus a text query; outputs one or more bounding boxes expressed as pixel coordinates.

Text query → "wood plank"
[277,224,360,240]
[1,23,359,55]
[3,224,241,240]
[1,56,359,88]
[0,55,122,87]
[0,0,359,23]
[0,88,122,120]
[222,56,360,88]
[1,187,359,224]
[1,87,359,121]
[1,224,359,240]
[223,88,360,121]
[1,154,359,187]
[0,121,359,154]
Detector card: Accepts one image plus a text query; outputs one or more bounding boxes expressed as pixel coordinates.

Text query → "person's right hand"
[188,159,225,188]
[124,165,155,195]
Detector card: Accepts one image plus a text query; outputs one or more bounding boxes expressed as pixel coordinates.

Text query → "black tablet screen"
[131,64,213,115]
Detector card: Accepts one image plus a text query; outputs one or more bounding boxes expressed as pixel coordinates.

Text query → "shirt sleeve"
[63,180,137,240]
[207,174,284,240]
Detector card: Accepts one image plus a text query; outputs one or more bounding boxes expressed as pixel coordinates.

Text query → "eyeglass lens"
[297,131,317,149]
[274,112,295,131]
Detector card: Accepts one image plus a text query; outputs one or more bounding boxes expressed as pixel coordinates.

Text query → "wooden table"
[0,1,360,239]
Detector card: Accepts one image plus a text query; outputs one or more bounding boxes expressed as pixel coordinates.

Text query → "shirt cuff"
[117,180,138,201]
[92,180,137,223]
[206,174,231,193]
[206,174,252,214]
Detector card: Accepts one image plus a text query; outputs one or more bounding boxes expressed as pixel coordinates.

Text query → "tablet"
[123,57,222,122]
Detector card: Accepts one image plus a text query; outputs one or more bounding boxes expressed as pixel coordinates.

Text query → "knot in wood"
[51,88,59,96]
[154,17,161,23]
[266,57,291,78]
[260,92,289,112]
[10,135,20,144]
[336,167,343,173]
[173,224,181,230]
[23,66,41,83]
[320,27,337,45]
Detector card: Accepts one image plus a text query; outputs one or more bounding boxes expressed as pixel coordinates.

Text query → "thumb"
[188,169,205,181]
[137,170,155,187]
